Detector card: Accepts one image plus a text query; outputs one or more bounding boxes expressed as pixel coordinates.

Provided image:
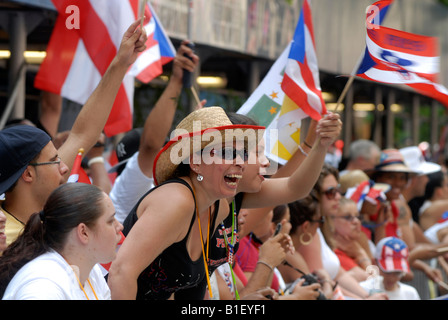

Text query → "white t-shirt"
[2,250,110,300]
[318,228,340,280]
[109,152,154,224]
[359,275,420,300]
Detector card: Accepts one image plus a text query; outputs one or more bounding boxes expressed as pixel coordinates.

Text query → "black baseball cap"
[0,125,51,194]
[108,127,143,174]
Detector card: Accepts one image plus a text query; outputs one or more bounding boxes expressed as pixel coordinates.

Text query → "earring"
[299,232,313,246]
[197,174,204,182]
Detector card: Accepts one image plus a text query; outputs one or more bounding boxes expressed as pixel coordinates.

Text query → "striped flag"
[356,1,448,107]
[238,0,323,165]
[67,148,91,184]
[280,0,326,121]
[377,237,410,273]
[34,0,175,137]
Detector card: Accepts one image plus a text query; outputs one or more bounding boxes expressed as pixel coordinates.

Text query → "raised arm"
[243,112,342,209]
[59,20,147,176]
[138,40,200,177]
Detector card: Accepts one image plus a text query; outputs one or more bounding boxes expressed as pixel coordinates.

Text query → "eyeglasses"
[330,215,362,222]
[211,147,249,162]
[309,216,325,224]
[29,156,61,167]
[322,185,341,200]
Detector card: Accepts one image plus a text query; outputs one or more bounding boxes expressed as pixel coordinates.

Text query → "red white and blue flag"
[238,0,324,165]
[377,237,410,273]
[34,0,176,137]
[280,0,326,121]
[365,0,394,27]
[67,148,91,184]
[356,1,448,107]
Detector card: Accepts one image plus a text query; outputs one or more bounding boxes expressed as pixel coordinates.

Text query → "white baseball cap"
[400,146,441,176]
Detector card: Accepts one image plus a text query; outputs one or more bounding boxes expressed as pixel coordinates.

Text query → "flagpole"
[139,0,147,29]
[334,75,355,113]
[185,0,202,109]
[333,49,365,113]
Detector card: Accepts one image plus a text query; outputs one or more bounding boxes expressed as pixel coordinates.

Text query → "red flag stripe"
[34,16,80,93]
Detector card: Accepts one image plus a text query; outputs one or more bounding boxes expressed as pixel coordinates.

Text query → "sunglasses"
[211,146,249,162]
[322,185,341,200]
[331,214,362,223]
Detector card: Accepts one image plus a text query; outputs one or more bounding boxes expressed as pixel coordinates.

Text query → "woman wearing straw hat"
[185,111,343,299]
[107,106,285,300]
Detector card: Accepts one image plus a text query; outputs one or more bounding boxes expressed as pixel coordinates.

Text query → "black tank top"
[174,192,244,300]
[122,178,219,300]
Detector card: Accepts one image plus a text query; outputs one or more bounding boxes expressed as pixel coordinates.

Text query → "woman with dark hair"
[294,163,388,300]
[0,183,123,300]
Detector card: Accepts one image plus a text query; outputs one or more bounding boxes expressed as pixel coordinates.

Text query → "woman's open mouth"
[224,174,243,187]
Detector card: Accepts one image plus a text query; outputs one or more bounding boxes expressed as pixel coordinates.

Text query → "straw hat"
[364,148,418,177]
[340,170,370,194]
[153,107,265,185]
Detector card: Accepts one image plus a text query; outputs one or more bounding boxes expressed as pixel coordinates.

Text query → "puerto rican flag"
[378,237,410,273]
[365,0,394,27]
[67,148,91,184]
[34,0,176,137]
[356,2,448,107]
[280,0,326,121]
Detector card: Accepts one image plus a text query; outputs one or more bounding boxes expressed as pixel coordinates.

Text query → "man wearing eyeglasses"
[0,20,147,247]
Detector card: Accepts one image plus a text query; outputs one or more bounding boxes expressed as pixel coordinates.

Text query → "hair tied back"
[39,210,46,223]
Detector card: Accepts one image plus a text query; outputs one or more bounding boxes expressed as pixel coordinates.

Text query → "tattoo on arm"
[170,95,180,105]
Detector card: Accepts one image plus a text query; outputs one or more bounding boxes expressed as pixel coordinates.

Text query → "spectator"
[0,183,123,300]
[400,146,441,225]
[297,163,388,300]
[359,237,420,300]
[339,139,381,176]
[109,40,202,224]
[332,197,373,282]
[107,107,265,300]
[365,149,419,241]
[0,20,147,247]
[278,193,336,300]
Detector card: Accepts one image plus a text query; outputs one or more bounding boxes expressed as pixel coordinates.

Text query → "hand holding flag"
[35,0,176,137]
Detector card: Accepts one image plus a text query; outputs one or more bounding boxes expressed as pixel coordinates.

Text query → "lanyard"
[221,200,240,300]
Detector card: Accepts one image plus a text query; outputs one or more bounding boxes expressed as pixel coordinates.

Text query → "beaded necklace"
[220,200,240,300]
